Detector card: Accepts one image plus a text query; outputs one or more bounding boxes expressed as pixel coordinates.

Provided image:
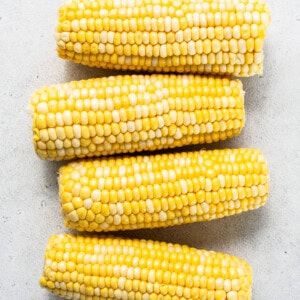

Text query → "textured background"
[1,1,299,299]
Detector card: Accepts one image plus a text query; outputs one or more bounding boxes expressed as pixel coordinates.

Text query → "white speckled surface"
[1,1,300,299]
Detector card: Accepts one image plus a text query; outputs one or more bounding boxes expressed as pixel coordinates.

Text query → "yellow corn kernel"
[31,75,245,160]
[56,0,270,76]
[40,234,252,299]
[58,148,269,232]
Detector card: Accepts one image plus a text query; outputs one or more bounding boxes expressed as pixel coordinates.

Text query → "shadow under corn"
[33,159,66,234]
[59,204,270,257]
[41,160,64,184]
[63,61,130,82]
[117,206,269,253]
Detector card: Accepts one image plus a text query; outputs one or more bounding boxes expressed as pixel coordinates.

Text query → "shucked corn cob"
[56,0,270,76]
[31,74,245,161]
[59,148,269,232]
[40,234,253,300]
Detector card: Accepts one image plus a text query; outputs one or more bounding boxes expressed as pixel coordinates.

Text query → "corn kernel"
[40,234,252,299]
[59,148,268,232]
[55,0,270,76]
[31,75,246,161]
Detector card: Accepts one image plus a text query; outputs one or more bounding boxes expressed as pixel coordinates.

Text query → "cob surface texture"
[31,74,245,161]
[40,234,252,300]
[56,0,270,76]
[59,148,269,232]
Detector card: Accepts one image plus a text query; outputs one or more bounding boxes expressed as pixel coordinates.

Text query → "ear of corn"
[40,234,252,300]
[56,0,270,76]
[59,148,269,232]
[30,74,245,161]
